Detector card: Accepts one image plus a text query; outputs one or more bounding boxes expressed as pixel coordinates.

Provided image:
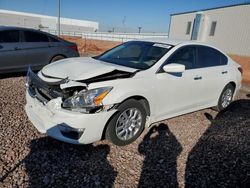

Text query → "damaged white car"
[25,39,242,146]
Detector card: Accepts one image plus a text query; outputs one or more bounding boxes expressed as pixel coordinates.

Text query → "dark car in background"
[0,26,79,73]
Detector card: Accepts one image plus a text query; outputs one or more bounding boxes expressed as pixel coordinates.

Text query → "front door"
[194,46,231,105]
[154,46,205,120]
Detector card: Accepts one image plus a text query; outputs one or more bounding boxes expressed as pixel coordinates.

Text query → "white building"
[168,3,250,56]
[0,9,99,32]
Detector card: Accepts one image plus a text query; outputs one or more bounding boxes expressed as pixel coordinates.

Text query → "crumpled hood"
[42,57,137,81]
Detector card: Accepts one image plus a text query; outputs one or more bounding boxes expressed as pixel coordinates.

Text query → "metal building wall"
[0,13,41,29]
[0,9,98,32]
[60,24,95,32]
[169,4,250,56]
[169,13,195,40]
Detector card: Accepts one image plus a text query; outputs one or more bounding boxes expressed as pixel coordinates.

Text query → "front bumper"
[25,90,116,144]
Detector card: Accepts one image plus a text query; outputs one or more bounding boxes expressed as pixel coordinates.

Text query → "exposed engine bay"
[26,68,136,114]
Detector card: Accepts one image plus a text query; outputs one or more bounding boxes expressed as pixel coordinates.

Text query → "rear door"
[0,29,24,72]
[195,46,230,105]
[21,30,51,69]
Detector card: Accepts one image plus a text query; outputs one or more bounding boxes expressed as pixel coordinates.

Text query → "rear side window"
[49,36,60,42]
[24,31,49,42]
[197,46,227,68]
[0,30,19,43]
[166,46,196,70]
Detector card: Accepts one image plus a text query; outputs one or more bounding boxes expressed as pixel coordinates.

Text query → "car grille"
[27,69,66,103]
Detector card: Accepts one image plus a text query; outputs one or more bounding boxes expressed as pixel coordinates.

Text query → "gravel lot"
[0,75,249,188]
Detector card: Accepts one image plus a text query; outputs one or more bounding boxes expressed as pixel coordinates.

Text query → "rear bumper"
[25,90,116,144]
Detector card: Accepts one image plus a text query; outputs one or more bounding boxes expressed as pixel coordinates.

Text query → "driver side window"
[166,46,196,70]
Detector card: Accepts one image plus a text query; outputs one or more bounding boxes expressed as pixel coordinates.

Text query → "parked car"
[0,26,79,73]
[25,39,242,146]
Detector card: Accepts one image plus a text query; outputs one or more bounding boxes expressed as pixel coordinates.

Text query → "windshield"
[95,41,172,70]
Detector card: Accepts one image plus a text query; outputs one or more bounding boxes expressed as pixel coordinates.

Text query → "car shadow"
[0,72,27,79]
[138,123,182,187]
[0,69,40,79]
[22,137,117,187]
[185,99,250,187]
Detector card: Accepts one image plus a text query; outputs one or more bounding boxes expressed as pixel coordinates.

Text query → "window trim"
[157,44,228,73]
[209,21,217,36]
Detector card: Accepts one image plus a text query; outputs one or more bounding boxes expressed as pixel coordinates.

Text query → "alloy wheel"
[221,88,233,108]
[115,108,142,141]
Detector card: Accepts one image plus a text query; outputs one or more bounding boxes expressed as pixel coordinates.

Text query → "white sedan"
[25,39,242,146]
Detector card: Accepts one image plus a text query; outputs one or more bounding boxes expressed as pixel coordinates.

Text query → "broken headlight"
[62,87,113,112]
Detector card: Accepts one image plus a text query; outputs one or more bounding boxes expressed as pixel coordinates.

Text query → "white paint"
[163,63,185,73]
[60,81,87,90]
[25,91,116,144]
[41,57,137,81]
[25,39,242,145]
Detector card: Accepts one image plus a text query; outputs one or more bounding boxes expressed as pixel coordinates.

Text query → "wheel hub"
[221,88,233,108]
[115,108,142,141]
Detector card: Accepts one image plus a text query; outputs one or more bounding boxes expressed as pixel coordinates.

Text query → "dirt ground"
[0,76,249,187]
[0,37,249,187]
[62,36,250,85]
[61,36,120,56]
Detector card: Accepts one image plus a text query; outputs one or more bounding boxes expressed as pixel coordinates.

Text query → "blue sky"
[0,0,247,32]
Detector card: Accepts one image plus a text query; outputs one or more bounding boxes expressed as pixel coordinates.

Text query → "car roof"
[0,26,68,42]
[0,26,36,31]
[0,26,51,34]
[135,37,227,55]
[135,37,207,46]
[135,38,185,46]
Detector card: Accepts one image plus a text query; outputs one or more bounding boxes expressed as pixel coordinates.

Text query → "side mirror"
[163,63,185,73]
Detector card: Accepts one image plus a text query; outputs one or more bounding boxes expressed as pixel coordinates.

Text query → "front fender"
[99,78,157,118]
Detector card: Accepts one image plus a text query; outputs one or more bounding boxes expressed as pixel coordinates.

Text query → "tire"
[105,99,147,146]
[215,84,235,112]
[50,55,65,63]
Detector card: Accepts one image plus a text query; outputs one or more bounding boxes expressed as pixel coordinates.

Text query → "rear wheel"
[216,84,235,111]
[50,55,65,63]
[105,99,146,146]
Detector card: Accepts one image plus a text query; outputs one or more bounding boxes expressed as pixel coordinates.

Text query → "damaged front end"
[26,69,121,114]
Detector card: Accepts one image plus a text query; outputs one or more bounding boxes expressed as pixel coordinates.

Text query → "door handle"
[221,71,228,74]
[194,76,202,80]
[14,47,21,50]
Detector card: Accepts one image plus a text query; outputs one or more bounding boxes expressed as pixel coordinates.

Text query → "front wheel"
[105,99,146,146]
[216,84,235,112]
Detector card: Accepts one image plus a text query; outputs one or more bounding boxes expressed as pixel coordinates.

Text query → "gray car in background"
[0,26,79,73]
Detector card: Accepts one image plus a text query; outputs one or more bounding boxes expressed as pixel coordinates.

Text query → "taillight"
[68,45,78,52]
[238,67,243,75]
